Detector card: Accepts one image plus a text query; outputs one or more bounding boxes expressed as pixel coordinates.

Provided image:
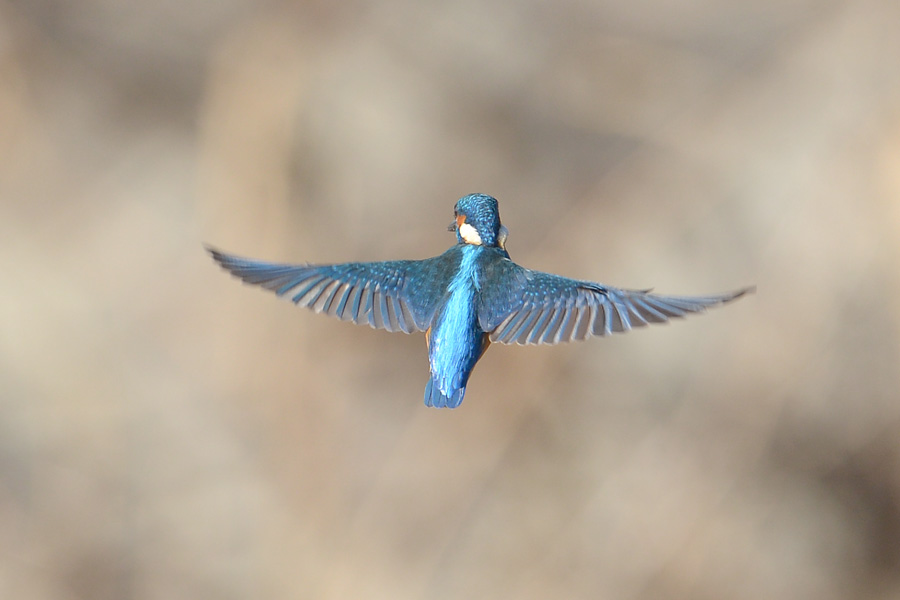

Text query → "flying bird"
[209,194,752,408]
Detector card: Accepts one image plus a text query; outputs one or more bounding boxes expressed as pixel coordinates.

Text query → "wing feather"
[479,261,752,346]
[540,307,565,344]
[609,299,628,333]
[208,246,457,334]
[333,282,354,320]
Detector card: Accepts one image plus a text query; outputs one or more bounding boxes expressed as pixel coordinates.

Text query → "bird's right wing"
[478,261,752,345]
[208,247,456,333]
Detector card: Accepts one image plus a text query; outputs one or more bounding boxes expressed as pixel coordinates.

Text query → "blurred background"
[1,0,899,598]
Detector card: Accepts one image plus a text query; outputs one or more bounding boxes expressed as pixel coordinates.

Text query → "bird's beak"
[448,214,465,233]
[498,224,509,250]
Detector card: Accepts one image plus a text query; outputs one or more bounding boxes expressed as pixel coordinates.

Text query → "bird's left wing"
[208,247,453,333]
[478,261,752,345]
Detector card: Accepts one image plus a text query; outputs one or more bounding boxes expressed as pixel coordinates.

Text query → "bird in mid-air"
[209,193,752,409]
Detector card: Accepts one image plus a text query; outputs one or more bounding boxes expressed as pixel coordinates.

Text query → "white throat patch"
[458,222,483,245]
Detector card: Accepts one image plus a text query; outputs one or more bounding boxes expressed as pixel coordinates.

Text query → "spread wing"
[208,246,456,333]
[478,261,752,345]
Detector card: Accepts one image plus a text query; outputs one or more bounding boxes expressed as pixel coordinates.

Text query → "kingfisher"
[209,193,752,409]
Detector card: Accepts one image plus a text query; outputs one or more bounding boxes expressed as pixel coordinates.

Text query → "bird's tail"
[424,377,466,409]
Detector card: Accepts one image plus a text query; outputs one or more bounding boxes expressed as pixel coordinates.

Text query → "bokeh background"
[2,0,900,598]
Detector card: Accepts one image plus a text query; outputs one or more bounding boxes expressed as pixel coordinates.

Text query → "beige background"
[2,1,899,598]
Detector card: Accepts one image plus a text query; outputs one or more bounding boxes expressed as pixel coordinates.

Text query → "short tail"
[424,377,466,409]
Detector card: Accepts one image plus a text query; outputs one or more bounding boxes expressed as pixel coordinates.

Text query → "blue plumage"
[424,245,484,407]
[209,193,753,409]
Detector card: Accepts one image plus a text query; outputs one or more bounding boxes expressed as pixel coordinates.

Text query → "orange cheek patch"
[456,215,466,228]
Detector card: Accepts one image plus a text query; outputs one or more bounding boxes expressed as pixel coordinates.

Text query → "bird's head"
[449,193,508,249]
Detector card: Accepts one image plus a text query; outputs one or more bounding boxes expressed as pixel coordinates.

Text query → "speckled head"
[453,193,503,247]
